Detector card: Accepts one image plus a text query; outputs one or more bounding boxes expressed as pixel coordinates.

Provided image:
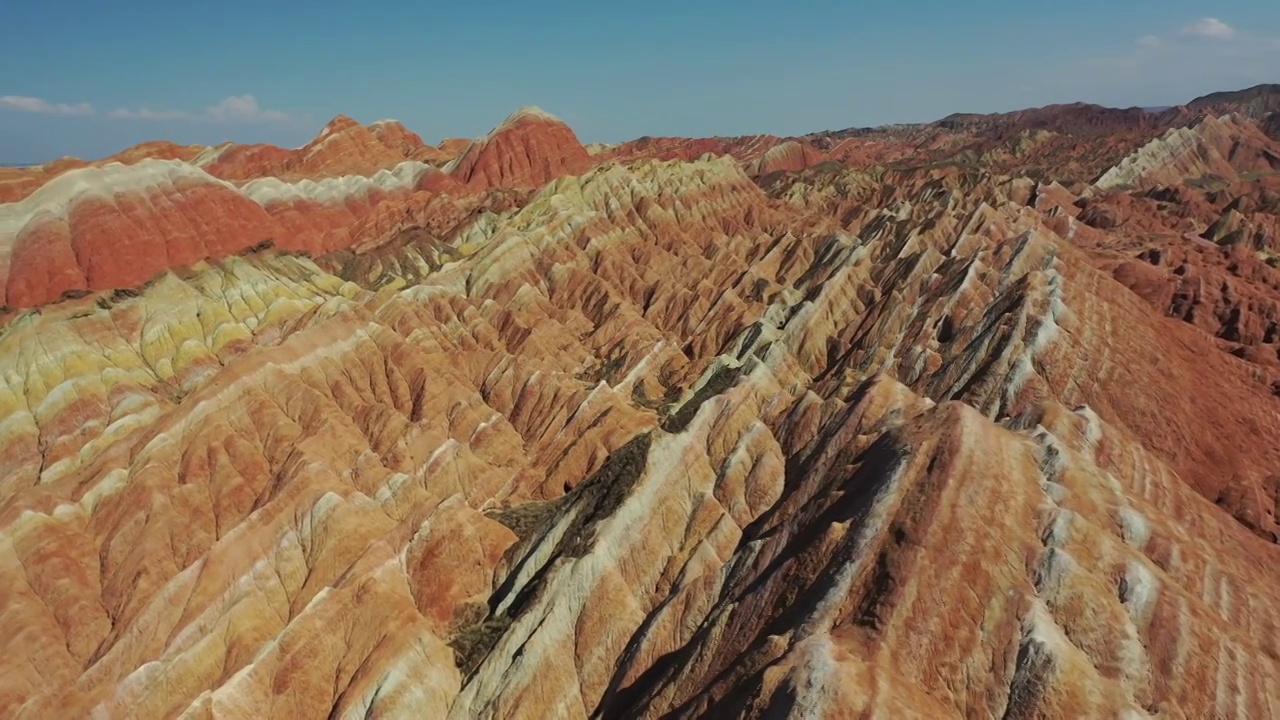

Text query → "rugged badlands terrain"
[2,86,1280,718]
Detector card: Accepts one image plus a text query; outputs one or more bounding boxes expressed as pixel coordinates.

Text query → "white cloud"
[1180,18,1236,41]
[109,95,291,123]
[1061,18,1280,108]
[107,107,193,120]
[1,93,292,124]
[0,95,94,116]
[204,95,290,123]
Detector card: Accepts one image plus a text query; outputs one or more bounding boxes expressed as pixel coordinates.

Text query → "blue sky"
[2,1,1278,163]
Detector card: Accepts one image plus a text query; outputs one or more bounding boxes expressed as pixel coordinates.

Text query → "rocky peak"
[446,106,591,189]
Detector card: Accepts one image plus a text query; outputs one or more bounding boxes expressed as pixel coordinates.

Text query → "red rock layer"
[743,139,828,176]
[824,134,927,166]
[2,131,497,310]
[937,102,1163,138]
[804,91,1280,184]
[1065,175,1280,367]
[601,134,783,164]
[293,116,419,177]
[190,143,295,181]
[0,161,282,307]
[446,107,593,190]
[240,164,460,255]
[0,142,205,203]
[109,140,205,165]
[436,137,473,156]
[1,121,469,204]
[200,115,444,182]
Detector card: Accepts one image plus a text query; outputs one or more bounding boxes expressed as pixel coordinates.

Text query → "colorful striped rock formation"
[2,92,1280,718]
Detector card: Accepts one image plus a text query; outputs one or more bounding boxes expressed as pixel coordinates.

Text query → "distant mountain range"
[1187,83,1280,117]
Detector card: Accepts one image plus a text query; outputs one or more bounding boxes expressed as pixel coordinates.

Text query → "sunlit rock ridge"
[2,89,1280,718]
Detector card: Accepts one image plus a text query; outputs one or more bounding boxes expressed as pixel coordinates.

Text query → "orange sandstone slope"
[3,103,1280,719]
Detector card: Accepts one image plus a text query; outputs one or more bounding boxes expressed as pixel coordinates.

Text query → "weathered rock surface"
[445,107,592,190]
[201,115,450,182]
[4,95,1280,719]
[744,140,827,177]
[0,161,283,307]
[1188,84,1280,120]
[1264,113,1280,141]
[1094,114,1280,191]
[602,134,784,164]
